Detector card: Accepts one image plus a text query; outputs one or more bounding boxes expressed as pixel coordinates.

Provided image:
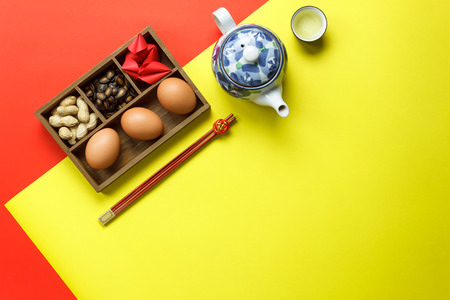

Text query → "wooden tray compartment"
[78,60,140,120]
[35,26,210,192]
[37,87,104,149]
[114,30,176,93]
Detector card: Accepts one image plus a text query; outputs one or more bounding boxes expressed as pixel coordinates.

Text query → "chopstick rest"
[99,113,236,225]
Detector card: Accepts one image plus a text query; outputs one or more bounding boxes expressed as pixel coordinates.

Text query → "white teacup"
[291,6,327,42]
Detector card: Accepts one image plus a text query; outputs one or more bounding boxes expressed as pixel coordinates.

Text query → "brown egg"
[121,107,164,140]
[85,128,120,170]
[157,77,197,114]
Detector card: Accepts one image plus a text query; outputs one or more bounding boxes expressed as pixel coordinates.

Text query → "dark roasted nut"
[106,96,116,106]
[90,83,96,93]
[116,88,126,99]
[96,92,106,101]
[94,79,100,89]
[116,75,125,86]
[106,70,115,80]
[125,95,133,103]
[97,83,108,92]
[99,76,110,84]
[104,87,112,97]
[95,99,105,110]
[103,100,110,111]
[85,89,94,98]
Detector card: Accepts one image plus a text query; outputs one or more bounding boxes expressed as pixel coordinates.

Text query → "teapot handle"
[213,7,236,35]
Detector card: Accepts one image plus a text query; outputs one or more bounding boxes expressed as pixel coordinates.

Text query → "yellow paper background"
[6,0,450,299]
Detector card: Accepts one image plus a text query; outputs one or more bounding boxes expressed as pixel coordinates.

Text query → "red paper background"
[0,0,268,298]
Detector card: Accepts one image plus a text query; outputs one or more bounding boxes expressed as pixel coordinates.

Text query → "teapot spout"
[253,86,289,117]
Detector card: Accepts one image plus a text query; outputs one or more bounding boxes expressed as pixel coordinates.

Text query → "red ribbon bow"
[121,33,171,84]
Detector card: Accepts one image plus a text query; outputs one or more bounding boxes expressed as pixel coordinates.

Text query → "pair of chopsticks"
[99,113,236,225]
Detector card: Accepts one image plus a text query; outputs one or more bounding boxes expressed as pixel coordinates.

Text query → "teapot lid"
[220,25,283,88]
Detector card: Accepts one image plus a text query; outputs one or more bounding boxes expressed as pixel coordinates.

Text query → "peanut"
[86,113,98,131]
[56,105,79,116]
[76,123,88,140]
[58,127,72,140]
[76,97,90,123]
[60,95,77,106]
[68,127,77,145]
[49,115,79,127]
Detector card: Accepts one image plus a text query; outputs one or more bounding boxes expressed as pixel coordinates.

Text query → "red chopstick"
[99,113,236,225]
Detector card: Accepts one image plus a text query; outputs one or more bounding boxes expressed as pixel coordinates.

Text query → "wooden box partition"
[35,26,210,192]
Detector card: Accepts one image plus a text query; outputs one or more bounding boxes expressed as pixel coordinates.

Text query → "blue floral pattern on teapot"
[212,25,286,101]
[222,28,280,86]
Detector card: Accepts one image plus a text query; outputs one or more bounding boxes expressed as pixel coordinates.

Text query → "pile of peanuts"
[48,96,98,145]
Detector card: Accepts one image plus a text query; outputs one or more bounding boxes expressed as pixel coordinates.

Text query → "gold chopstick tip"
[98,209,115,226]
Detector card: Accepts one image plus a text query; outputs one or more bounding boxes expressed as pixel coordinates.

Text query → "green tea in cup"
[291,6,327,42]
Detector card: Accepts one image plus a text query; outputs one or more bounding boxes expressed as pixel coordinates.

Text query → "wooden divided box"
[35,26,210,192]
